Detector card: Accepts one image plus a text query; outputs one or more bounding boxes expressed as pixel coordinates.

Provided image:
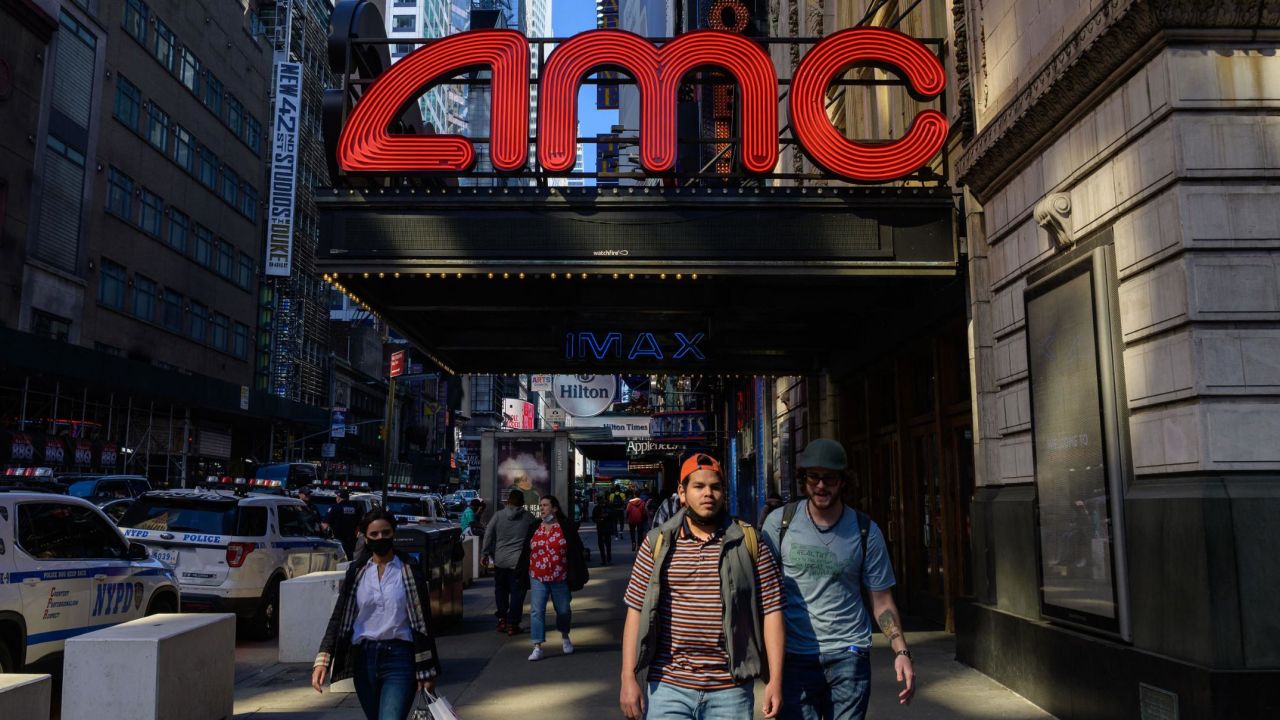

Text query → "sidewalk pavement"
[233,525,1054,719]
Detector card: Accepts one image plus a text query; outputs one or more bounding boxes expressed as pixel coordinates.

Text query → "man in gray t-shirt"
[761,439,916,720]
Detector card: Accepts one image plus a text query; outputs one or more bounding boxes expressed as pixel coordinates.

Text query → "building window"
[173,125,194,172]
[393,43,412,56]
[113,76,141,131]
[31,309,71,342]
[239,185,257,221]
[98,259,126,310]
[162,289,182,331]
[233,322,249,359]
[198,146,218,189]
[106,167,134,221]
[179,47,200,93]
[133,275,156,321]
[392,15,415,32]
[189,301,208,343]
[237,252,254,289]
[193,224,213,267]
[168,208,189,253]
[138,189,163,237]
[226,95,243,136]
[94,342,127,357]
[220,166,238,206]
[203,73,223,116]
[216,240,234,279]
[212,313,229,351]
[122,0,148,44]
[153,20,175,70]
[244,116,262,155]
[146,102,169,153]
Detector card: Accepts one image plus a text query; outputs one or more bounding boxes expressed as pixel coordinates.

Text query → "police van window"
[277,505,310,537]
[68,479,99,499]
[129,479,151,496]
[299,507,325,537]
[119,497,239,535]
[237,506,268,536]
[18,502,128,560]
[98,479,131,500]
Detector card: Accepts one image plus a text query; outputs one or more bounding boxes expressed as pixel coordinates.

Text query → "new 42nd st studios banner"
[265,62,302,277]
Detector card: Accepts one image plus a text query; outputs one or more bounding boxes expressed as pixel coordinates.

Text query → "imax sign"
[565,331,706,362]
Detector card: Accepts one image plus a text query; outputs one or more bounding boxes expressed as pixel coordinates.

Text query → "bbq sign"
[336,27,946,182]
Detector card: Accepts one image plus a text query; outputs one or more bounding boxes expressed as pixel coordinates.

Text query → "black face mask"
[367,537,394,556]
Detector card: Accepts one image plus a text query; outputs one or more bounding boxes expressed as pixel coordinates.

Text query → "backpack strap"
[777,500,803,550]
[736,521,759,563]
[855,509,871,572]
[649,527,665,562]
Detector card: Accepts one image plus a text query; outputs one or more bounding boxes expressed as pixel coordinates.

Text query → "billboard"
[502,398,536,430]
[496,438,553,515]
[552,374,617,417]
[265,62,302,277]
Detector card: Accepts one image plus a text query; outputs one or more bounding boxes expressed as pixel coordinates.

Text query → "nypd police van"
[384,484,451,526]
[118,489,343,639]
[0,490,180,672]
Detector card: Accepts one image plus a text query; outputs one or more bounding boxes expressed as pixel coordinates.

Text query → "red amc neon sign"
[338,27,946,182]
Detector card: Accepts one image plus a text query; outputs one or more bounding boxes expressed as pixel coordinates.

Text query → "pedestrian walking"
[459,498,482,536]
[527,495,589,661]
[761,438,915,720]
[625,492,648,550]
[611,491,626,540]
[482,489,538,635]
[592,497,615,565]
[312,509,441,720]
[759,490,785,526]
[648,490,681,530]
[619,453,786,720]
[325,489,361,560]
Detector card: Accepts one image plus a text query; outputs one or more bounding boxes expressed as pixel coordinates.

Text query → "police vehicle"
[118,489,342,639]
[0,490,180,672]
[383,484,451,526]
[307,481,382,520]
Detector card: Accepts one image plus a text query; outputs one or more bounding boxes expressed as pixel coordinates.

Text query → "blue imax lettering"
[565,331,705,361]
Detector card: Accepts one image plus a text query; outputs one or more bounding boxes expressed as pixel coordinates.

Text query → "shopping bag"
[411,689,460,720]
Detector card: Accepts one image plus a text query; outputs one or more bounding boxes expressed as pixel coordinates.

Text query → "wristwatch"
[896,649,913,660]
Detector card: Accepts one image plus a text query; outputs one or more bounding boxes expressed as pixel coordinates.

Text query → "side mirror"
[127,541,149,561]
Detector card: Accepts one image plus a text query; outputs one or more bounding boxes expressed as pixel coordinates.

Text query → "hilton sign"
[337,27,946,182]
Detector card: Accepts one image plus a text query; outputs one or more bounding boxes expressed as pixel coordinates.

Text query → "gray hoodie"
[482,504,537,570]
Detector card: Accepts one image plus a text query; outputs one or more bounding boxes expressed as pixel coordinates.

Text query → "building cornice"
[956,0,1280,203]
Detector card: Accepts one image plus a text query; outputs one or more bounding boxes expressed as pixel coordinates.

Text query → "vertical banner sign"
[755,376,767,519]
[389,350,407,378]
[264,62,302,277]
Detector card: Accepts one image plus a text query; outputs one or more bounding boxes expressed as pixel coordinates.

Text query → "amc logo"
[337,28,946,182]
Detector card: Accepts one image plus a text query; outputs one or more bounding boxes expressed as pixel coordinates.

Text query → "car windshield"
[256,465,288,480]
[67,480,98,498]
[119,498,244,535]
[386,499,423,516]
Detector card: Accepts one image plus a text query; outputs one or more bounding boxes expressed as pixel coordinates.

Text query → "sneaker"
[562,638,575,655]
[496,619,507,633]
[528,646,544,661]
[507,624,521,636]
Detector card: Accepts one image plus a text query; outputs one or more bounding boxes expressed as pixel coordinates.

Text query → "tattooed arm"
[870,589,915,705]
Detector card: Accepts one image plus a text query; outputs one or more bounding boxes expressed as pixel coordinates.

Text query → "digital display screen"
[1026,266,1118,625]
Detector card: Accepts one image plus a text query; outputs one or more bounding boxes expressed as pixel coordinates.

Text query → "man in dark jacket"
[482,489,538,635]
[325,489,360,560]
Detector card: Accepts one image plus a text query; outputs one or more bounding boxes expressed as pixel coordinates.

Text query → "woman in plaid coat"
[312,509,442,720]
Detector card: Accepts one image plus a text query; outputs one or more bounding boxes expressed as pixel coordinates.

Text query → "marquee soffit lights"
[336,27,946,182]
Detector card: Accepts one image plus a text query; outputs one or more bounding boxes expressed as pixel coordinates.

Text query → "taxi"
[0,489,180,672]
[118,488,342,639]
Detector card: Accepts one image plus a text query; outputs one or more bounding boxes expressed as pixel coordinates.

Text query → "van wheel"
[249,579,281,640]
[146,593,177,616]
[0,641,16,673]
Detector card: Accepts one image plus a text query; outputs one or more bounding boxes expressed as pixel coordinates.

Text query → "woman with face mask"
[312,509,441,719]
[527,494,589,661]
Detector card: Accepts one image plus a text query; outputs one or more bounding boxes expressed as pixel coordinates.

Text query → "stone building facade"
[958,1,1280,717]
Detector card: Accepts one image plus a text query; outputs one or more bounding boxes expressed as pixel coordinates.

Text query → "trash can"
[394,525,465,633]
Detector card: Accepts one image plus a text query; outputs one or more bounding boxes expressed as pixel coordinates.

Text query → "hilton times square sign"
[335,27,946,182]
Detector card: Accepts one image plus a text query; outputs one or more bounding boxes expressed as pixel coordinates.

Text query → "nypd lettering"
[91,581,144,617]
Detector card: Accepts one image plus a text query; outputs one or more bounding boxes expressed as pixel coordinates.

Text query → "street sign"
[321,443,336,458]
[389,350,406,378]
[331,407,347,438]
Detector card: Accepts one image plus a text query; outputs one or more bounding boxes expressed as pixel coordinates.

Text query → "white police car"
[118,489,343,639]
[384,484,451,526]
[0,490,180,672]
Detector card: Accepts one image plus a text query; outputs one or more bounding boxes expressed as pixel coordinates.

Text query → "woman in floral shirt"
[527,494,587,661]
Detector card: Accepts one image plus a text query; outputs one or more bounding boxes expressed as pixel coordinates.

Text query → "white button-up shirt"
[352,555,415,644]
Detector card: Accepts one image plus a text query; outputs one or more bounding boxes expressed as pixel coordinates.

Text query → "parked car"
[0,489,180,672]
[383,484,452,526]
[64,475,151,505]
[119,489,342,639]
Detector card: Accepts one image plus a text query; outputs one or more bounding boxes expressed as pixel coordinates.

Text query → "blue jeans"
[645,680,753,719]
[529,578,572,643]
[779,649,872,720]
[351,640,418,720]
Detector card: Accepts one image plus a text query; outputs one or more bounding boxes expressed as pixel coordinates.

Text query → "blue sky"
[551,1,617,172]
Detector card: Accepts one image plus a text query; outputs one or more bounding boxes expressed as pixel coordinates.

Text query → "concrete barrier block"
[279,570,345,663]
[0,674,52,720]
[62,613,235,720]
[462,535,478,586]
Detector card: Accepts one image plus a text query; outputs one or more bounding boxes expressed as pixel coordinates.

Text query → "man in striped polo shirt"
[620,453,786,719]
